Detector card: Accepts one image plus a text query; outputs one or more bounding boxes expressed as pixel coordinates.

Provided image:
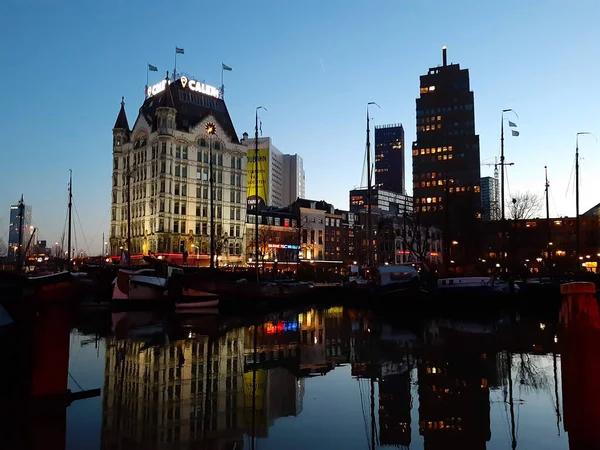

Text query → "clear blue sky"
[2,0,600,254]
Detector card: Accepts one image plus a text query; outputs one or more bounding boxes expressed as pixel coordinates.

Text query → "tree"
[508,191,544,220]
[246,225,275,270]
[298,216,315,260]
[214,233,229,268]
[394,212,439,263]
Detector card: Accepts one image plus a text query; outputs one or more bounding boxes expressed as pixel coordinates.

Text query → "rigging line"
[549,187,560,218]
[81,203,110,253]
[565,156,576,198]
[73,202,91,255]
[68,372,85,392]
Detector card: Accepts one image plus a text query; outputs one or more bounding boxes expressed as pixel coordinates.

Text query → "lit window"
[428,86,436,91]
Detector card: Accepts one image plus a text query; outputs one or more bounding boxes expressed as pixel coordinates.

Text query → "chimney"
[242,132,248,142]
[442,45,447,66]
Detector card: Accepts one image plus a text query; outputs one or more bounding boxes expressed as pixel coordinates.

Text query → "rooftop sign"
[146,76,220,100]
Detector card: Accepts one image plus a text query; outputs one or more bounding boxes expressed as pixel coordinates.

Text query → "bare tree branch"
[508,191,544,220]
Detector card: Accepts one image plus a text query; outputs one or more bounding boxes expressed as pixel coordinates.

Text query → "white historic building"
[110,75,247,265]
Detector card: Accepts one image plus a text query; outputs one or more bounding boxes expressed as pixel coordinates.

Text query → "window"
[182,166,187,178]
[318,230,323,245]
[182,184,187,196]
[173,221,179,233]
[195,222,201,234]
[235,209,241,220]
[174,201,180,214]
[175,165,181,177]
[181,202,186,215]
[230,190,235,202]
[196,168,201,180]
[196,205,201,216]
[174,183,180,195]
[237,158,242,170]
[182,147,188,159]
[202,223,208,235]
[175,146,181,158]
[215,142,221,151]
[199,138,207,147]
[217,206,222,219]
[218,154,223,165]
[196,186,201,198]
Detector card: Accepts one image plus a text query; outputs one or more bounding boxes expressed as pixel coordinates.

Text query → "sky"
[2,0,600,255]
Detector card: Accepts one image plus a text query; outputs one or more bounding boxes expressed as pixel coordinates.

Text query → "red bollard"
[559,282,600,450]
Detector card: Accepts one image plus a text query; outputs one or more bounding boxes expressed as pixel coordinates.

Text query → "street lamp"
[206,122,217,269]
[254,106,267,283]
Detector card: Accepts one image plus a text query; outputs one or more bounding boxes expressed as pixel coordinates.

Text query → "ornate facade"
[110,76,247,265]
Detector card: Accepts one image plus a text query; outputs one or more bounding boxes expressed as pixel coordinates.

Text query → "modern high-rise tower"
[375,124,405,194]
[412,47,481,263]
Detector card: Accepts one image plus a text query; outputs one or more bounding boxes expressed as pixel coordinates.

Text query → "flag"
[176,47,184,54]
[511,130,520,137]
[222,63,232,71]
[148,64,158,72]
[508,120,517,128]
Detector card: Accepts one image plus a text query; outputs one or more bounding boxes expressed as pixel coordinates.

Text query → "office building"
[412,46,482,228]
[481,176,499,221]
[349,188,412,216]
[243,136,284,208]
[375,124,405,194]
[8,203,32,260]
[109,74,247,265]
[282,154,305,205]
[243,137,306,209]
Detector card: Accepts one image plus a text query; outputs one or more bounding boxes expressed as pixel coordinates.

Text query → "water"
[9,306,598,449]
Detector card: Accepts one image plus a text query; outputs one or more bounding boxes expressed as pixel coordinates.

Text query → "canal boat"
[348,264,423,297]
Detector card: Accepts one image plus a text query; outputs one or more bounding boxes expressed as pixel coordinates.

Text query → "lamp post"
[500,109,518,272]
[205,122,217,269]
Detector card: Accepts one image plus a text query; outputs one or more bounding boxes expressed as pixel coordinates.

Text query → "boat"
[111,268,167,301]
[434,276,519,295]
[348,264,423,299]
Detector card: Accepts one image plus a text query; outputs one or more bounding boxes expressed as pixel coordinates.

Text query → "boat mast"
[508,350,517,450]
[545,166,551,270]
[365,102,379,267]
[68,170,73,263]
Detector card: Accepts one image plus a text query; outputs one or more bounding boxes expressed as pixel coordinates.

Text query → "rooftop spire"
[113,96,130,130]
[442,45,447,66]
[159,71,175,109]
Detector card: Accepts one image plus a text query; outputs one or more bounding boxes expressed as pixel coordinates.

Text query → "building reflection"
[101,316,306,449]
[97,307,580,450]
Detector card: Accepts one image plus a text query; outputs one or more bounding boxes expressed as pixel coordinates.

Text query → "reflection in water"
[17,302,600,449]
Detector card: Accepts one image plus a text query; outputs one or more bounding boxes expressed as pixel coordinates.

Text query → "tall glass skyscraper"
[375,124,405,194]
[412,46,481,229]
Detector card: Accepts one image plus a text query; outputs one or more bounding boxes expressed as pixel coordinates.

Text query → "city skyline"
[2,0,600,252]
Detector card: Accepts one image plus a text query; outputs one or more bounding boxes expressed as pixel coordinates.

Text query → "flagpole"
[146,64,149,88]
[174,49,177,81]
[221,65,224,99]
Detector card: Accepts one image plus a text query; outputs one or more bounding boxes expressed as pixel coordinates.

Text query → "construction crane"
[481,157,514,220]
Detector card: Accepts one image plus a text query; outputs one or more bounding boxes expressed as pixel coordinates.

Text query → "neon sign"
[268,244,300,250]
[146,76,220,99]
[264,321,298,334]
[180,76,220,98]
